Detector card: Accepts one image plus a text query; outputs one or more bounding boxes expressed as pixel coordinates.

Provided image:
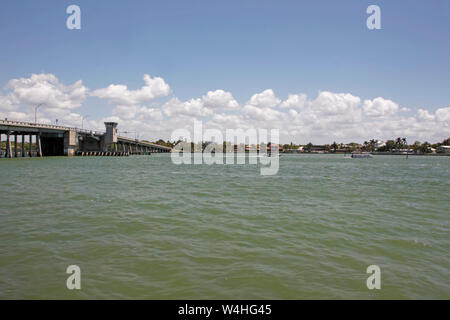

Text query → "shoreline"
[282,151,450,156]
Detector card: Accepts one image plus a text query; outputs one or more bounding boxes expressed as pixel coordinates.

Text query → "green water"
[0,154,449,299]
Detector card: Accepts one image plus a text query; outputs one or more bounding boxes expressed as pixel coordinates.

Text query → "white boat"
[351,152,373,158]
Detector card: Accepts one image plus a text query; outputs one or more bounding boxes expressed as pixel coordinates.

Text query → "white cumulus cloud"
[91,74,170,106]
[202,90,239,110]
[312,91,361,117]
[0,93,19,111]
[247,89,281,108]
[6,73,88,110]
[163,97,213,118]
[280,93,307,109]
[363,97,399,118]
[435,107,450,124]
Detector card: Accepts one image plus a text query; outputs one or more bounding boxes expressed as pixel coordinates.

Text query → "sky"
[0,0,449,144]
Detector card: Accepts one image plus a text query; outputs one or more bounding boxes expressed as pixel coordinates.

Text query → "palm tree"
[395,137,401,148]
[363,141,369,151]
[331,141,338,152]
[402,138,407,148]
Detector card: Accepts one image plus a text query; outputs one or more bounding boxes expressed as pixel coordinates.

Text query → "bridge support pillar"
[14,134,18,158]
[37,133,42,157]
[6,132,12,158]
[21,134,25,157]
[29,134,32,157]
[64,130,76,156]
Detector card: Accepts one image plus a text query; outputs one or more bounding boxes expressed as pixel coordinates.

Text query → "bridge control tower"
[104,122,118,144]
[104,122,118,150]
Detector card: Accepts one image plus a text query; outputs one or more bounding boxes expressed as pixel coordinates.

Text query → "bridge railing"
[117,135,172,150]
[0,119,104,135]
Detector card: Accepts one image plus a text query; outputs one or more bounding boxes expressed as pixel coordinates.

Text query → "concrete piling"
[14,134,18,157]
[6,132,12,158]
[21,134,25,157]
[37,134,42,157]
[29,134,32,157]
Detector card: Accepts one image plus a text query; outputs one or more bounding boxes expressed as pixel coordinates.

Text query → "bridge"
[0,120,171,158]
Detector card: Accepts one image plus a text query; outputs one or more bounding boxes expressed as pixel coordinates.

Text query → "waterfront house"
[375,140,386,149]
[437,145,450,153]
[309,145,329,153]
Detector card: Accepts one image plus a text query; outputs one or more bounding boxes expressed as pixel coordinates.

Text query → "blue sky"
[0,0,449,143]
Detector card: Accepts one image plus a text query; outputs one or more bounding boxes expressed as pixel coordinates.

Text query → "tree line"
[148,137,450,152]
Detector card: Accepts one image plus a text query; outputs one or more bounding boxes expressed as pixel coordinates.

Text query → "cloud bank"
[1,73,449,144]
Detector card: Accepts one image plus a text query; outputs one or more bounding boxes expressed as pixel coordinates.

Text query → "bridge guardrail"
[0,119,105,135]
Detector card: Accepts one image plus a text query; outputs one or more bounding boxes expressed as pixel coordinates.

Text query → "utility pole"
[81,115,89,129]
[35,104,43,123]
[405,138,409,159]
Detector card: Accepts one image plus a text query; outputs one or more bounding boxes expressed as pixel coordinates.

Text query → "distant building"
[283,146,303,153]
[375,140,386,149]
[309,145,328,153]
[437,145,450,153]
[392,148,414,153]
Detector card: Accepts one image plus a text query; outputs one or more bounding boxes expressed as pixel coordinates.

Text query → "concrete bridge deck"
[0,119,171,158]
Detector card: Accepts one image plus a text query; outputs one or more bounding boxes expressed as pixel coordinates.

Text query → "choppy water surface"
[0,154,449,299]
